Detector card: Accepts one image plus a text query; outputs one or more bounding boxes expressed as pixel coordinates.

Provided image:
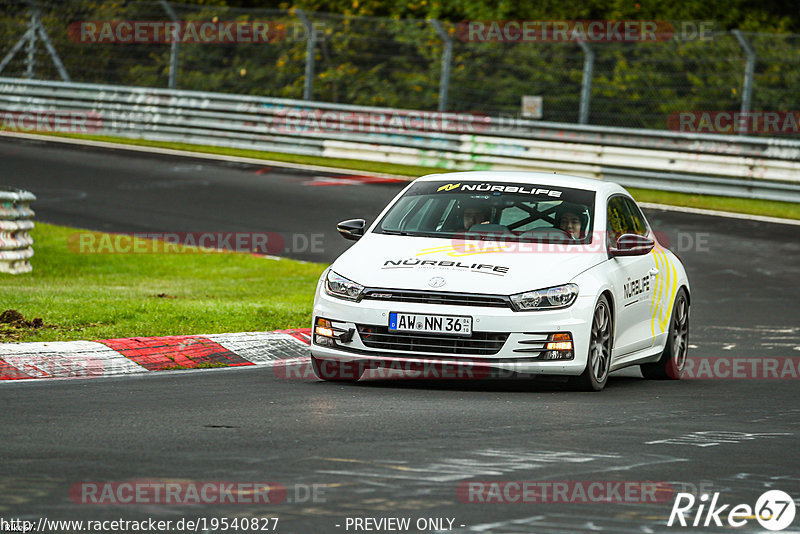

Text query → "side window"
[607,196,633,240]
[622,198,649,236]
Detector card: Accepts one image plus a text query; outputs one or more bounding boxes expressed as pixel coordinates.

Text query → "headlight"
[510,283,579,311]
[324,270,365,301]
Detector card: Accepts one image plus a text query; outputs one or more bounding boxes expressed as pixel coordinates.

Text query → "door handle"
[648,268,659,276]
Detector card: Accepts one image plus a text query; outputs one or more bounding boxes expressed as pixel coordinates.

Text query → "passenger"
[555,203,588,239]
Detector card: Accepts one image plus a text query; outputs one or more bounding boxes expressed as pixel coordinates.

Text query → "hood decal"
[382,258,509,276]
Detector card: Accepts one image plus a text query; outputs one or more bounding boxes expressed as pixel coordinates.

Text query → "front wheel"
[311,355,364,382]
[641,288,689,380]
[571,295,613,392]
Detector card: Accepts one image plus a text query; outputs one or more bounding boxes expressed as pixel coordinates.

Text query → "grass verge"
[0,222,326,343]
[8,130,800,220]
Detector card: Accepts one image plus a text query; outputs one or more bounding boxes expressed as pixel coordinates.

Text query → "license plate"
[388,312,472,336]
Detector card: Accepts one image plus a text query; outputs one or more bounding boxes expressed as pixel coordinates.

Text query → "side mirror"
[609,233,655,257]
[337,219,366,241]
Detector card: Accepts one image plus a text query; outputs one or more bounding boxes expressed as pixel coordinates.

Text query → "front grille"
[362,289,511,308]
[356,325,508,355]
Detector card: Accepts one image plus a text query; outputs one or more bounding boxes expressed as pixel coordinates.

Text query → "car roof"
[415,171,629,197]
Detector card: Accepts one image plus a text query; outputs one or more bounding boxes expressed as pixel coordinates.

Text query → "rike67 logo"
[668,490,796,531]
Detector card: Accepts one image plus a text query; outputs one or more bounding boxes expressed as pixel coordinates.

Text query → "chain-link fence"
[2,0,800,134]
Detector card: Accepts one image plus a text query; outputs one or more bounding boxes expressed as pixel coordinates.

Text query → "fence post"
[295,9,316,101]
[577,39,594,125]
[159,0,180,89]
[0,188,36,274]
[732,30,755,136]
[24,8,38,78]
[429,20,452,112]
[0,2,70,80]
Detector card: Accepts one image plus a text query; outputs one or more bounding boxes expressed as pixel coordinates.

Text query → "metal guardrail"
[0,187,35,274]
[1,77,800,202]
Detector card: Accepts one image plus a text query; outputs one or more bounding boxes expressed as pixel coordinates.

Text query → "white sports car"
[310,172,690,391]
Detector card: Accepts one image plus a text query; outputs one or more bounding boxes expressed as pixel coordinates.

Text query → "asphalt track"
[2,136,800,533]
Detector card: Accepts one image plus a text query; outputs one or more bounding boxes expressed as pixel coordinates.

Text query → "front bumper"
[311,288,594,377]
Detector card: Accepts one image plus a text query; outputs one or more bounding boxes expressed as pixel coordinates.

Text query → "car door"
[637,199,680,348]
[606,195,656,356]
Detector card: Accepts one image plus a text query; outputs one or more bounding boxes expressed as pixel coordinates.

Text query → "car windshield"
[375,180,596,243]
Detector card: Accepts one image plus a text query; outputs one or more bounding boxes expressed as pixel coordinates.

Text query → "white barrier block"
[0,340,147,379]
[206,332,309,364]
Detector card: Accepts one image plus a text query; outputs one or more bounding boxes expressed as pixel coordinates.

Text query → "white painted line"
[639,202,800,226]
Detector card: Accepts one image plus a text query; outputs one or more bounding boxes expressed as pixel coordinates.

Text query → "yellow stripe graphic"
[416,244,506,257]
[650,245,678,335]
[660,256,679,332]
[650,247,662,337]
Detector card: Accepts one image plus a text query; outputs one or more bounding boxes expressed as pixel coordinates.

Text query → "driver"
[555,202,588,239]
[463,205,490,230]
[457,198,491,231]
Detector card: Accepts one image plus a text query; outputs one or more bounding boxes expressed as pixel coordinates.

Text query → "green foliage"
[1,0,798,130]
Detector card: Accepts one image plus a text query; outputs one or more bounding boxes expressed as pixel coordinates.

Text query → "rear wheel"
[641,288,689,380]
[311,356,364,382]
[571,295,613,392]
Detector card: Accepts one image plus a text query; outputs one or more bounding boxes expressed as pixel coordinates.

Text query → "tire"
[571,295,613,392]
[311,355,364,382]
[641,288,689,380]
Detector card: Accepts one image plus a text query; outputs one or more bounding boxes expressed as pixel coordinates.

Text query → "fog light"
[546,332,573,351]
[315,326,334,337]
[315,318,335,344]
[314,317,355,346]
[542,333,573,360]
[315,318,333,334]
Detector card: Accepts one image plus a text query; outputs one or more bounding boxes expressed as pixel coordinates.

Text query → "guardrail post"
[732,30,755,136]
[295,9,316,101]
[577,39,594,124]
[159,0,180,89]
[0,188,36,274]
[429,20,453,112]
